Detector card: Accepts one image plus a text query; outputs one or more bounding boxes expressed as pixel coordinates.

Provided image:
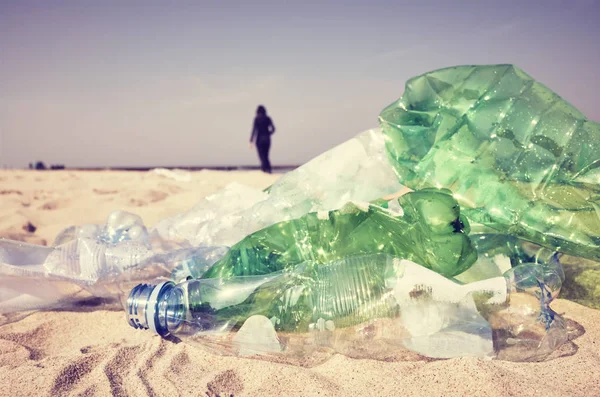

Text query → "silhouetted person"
[249,105,275,173]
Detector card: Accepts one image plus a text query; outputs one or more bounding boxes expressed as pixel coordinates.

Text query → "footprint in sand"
[0,339,32,367]
[51,353,104,396]
[103,345,143,396]
[93,188,118,195]
[0,189,22,195]
[158,183,184,194]
[39,199,69,210]
[0,322,53,362]
[168,351,191,375]
[206,370,244,397]
[129,190,169,207]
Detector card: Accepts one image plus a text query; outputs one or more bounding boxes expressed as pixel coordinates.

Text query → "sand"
[1,169,599,397]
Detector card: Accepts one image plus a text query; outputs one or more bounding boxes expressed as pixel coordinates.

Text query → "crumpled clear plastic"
[153,128,405,247]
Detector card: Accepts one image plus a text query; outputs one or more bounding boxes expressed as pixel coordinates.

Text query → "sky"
[1,0,599,168]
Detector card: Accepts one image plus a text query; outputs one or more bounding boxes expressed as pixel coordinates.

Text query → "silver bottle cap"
[126,282,173,335]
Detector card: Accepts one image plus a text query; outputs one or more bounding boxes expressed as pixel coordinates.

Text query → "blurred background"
[1,0,599,169]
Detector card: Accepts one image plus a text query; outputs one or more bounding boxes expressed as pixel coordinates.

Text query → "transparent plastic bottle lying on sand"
[0,209,228,316]
[126,253,567,366]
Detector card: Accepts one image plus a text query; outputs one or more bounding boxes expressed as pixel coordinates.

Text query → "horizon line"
[5,165,301,172]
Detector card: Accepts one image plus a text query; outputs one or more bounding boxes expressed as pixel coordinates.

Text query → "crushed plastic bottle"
[379,64,600,262]
[126,254,567,365]
[201,189,477,280]
[53,210,149,246]
[0,236,227,314]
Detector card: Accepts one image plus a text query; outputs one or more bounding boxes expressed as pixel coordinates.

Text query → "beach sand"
[0,170,599,397]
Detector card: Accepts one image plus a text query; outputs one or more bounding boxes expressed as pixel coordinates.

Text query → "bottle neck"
[126,282,184,336]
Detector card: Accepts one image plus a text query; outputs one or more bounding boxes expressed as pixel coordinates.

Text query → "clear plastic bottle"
[126,253,567,365]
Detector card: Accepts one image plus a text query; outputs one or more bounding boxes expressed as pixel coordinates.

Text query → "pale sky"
[1,0,599,168]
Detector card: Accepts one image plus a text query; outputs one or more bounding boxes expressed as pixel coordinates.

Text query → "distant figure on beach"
[249,105,275,173]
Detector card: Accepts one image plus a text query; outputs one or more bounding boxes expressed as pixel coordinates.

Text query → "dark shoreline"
[22,165,300,172]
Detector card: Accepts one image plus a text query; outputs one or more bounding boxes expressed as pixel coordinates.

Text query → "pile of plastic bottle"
[2,64,599,366]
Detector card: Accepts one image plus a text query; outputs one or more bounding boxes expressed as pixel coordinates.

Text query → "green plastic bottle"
[201,188,476,280]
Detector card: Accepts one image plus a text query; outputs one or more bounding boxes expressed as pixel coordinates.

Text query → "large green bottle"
[201,188,476,280]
